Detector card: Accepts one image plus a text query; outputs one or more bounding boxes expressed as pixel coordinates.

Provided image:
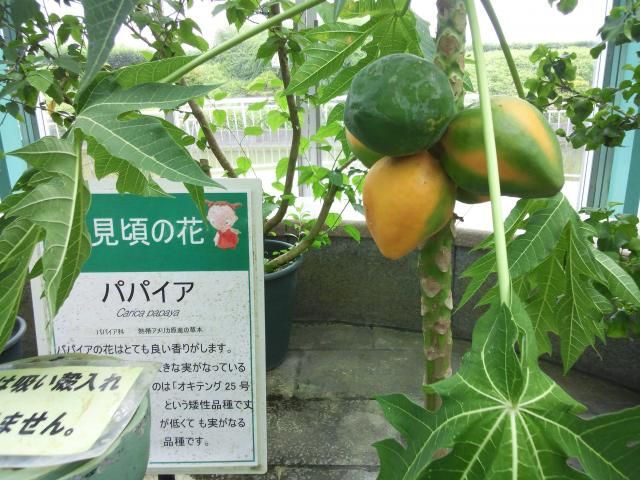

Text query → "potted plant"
[0,316,26,363]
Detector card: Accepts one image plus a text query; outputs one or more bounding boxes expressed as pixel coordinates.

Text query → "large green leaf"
[507,194,573,278]
[474,197,549,251]
[88,138,168,197]
[414,14,435,60]
[462,194,633,370]
[78,56,201,110]
[315,53,375,104]
[375,303,640,479]
[80,0,137,90]
[75,82,217,187]
[555,224,611,371]
[525,248,565,355]
[457,250,495,310]
[591,248,640,307]
[339,0,398,18]
[7,137,91,316]
[334,0,348,20]
[286,21,378,95]
[0,219,42,349]
[185,183,208,223]
[372,12,422,57]
[112,55,198,89]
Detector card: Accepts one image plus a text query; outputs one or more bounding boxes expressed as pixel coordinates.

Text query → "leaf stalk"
[465,0,511,305]
[479,0,524,99]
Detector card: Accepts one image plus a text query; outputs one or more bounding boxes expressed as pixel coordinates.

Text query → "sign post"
[30,179,267,475]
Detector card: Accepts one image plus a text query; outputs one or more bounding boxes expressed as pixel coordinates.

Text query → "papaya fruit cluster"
[345,54,565,260]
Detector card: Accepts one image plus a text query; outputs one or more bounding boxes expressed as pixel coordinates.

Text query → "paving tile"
[296,349,425,401]
[290,323,374,351]
[185,466,375,480]
[188,473,277,480]
[267,398,391,467]
[267,350,303,398]
[277,466,377,479]
[372,327,424,350]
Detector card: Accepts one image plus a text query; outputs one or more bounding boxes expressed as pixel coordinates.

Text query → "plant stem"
[265,157,355,272]
[434,0,468,110]
[465,0,511,305]
[158,0,326,84]
[479,0,524,99]
[187,99,237,177]
[399,0,412,16]
[420,0,467,411]
[264,184,338,273]
[264,3,302,235]
[419,223,454,411]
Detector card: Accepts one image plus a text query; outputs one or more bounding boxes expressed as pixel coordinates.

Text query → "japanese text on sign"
[0,366,142,457]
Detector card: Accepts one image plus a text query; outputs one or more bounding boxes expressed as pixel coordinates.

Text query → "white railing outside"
[41,96,583,177]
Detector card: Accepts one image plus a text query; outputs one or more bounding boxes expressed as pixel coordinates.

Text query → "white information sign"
[30,179,267,475]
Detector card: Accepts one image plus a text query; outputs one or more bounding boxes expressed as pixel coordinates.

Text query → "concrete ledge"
[293,234,640,392]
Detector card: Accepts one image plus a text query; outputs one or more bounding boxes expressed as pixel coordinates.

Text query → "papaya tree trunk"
[420,0,466,411]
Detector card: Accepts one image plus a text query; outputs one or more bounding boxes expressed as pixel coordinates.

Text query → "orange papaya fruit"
[436,96,564,198]
[363,151,455,260]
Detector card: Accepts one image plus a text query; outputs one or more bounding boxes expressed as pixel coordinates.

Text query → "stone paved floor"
[145,322,640,480]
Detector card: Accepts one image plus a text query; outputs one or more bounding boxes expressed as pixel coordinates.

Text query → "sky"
[175,0,610,47]
[44,0,610,48]
[413,0,609,45]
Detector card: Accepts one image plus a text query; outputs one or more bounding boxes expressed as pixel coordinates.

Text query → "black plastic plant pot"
[264,239,303,370]
[0,316,27,364]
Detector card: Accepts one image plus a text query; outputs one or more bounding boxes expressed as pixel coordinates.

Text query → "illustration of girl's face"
[207,205,238,231]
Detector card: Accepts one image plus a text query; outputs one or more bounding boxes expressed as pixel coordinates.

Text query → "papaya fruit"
[363,151,455,260]
[457,188,490,204]
[345,53,455,157]
[437,96,564,198]
[346,128,383,168]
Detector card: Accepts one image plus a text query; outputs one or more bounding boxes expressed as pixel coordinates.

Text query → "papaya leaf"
[185,183,208,224]
[414,15,435,61]
[7,137,91,316]
[0,219,42,349]
[375,303,640,480]
[80,0,137,91]
[75,83,219,187]
[507,193,573,278]
[338,0,397,19]
[304,22,365,42]
[373,12,422,57]
[474,197,549,251]
[333,0,348,20]
[88,138,168,197]
[315,54,375,104]
[558,224,611,371]
[525,247,566,355]
[592,248,640,306]
[26,70,54,93]
[111,55,198,89]
[285,21,378,95]
[457,250,495,310]
[314,12,425,102]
